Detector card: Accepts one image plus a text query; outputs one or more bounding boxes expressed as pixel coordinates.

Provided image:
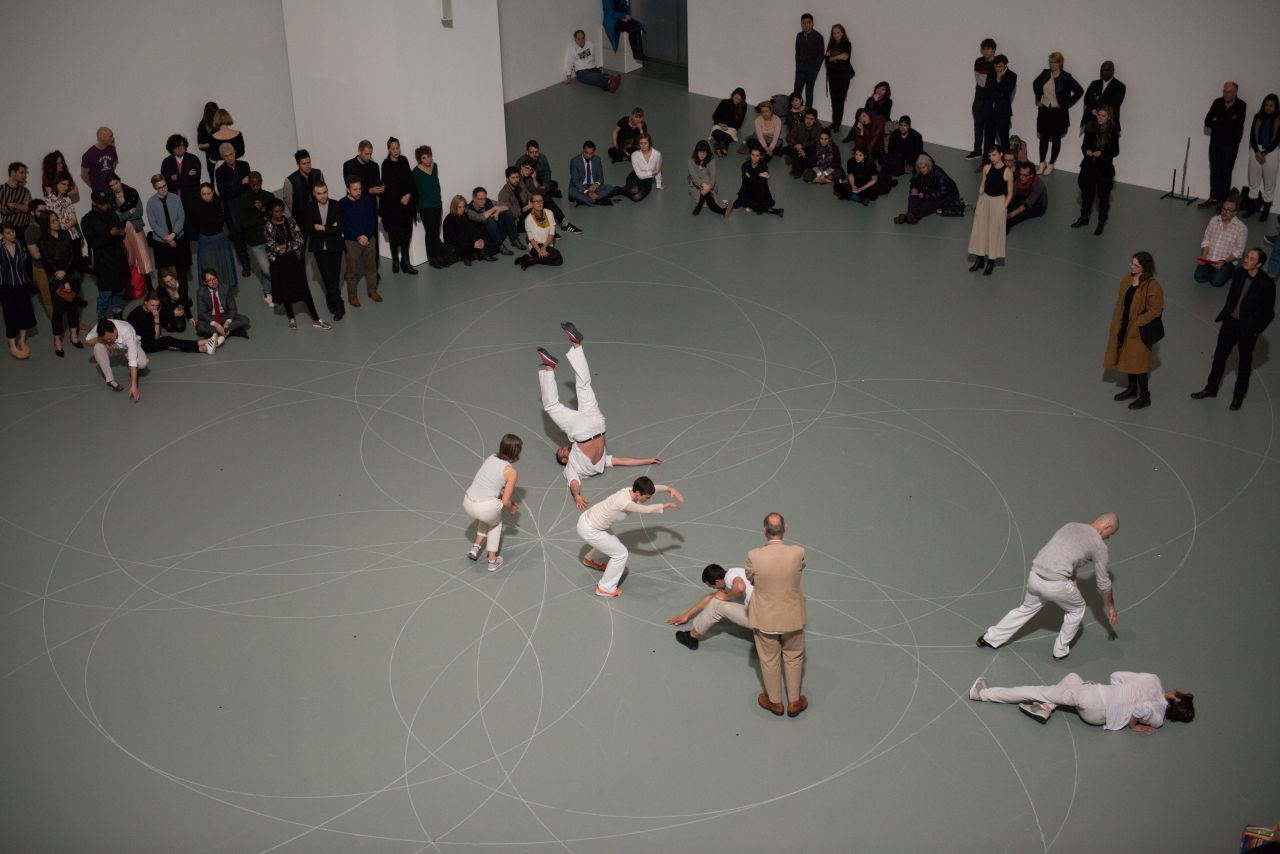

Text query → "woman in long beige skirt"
[967,146,1013,275]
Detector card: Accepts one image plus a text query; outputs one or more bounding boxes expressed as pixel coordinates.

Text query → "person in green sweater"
[412,145,444,268]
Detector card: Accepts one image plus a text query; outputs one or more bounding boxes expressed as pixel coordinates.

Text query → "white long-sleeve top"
[582,485,669,530]
[630,148,663,180]
[564,40,600,76]
[85,318,142,368]
[1098,672,1166,731]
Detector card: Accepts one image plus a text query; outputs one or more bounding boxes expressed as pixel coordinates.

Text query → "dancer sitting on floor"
[666,563,753,650]
[970,671,1195,731]
[537,321,664,507]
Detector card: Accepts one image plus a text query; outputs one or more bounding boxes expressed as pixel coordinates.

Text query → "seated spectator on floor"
[884,116,924,177]
[85,316,146,399]
[803,129,843,183]
[1194,196,1247,287]
[1006,161,1049,231]
[787,108,823,177]
[155,267,193,332]
[195,268,249,341]
[844,108,885,166]
[710,87,748,157]
[466,187,521,257]
[894,154,961,224]
[499,166,535,231]
[782,92,807,140]
[443,194,491,265]
[623,134,663,201]
[564,30,621,93]
[736,144,784,217]
[747,101,784,161]
[516,140,561,198]
[689,140,732,217]
[515,162,579,233]
[844,147,881,203]
[517,193,563,271]
[568,141,617,207]
[860,81,893,142]
[609,107,648,163]
[127,289,216,356]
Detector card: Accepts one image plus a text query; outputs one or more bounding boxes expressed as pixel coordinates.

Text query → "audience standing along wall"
[688,0,1276,194]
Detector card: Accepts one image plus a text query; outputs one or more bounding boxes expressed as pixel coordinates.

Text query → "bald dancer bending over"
[538,321,663,508]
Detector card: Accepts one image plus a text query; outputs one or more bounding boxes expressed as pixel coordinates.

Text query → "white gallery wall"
[498,0,609,103]
[688,0,1278,194]
[3,0,299,210]
[283,0,507,262]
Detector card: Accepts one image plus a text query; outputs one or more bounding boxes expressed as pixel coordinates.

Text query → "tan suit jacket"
[745,539,806,632]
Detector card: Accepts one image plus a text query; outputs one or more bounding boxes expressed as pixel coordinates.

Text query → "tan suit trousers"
[754,628,805,704]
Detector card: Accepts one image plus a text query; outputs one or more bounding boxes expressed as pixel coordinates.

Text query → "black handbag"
[1139,316,1165,347]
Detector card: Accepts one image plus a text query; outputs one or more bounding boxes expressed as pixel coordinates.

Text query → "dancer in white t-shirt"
[462,434,522,571]
[667,563,753,650]
[537,321,664,507]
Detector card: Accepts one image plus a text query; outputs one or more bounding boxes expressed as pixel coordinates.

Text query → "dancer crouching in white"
[537,321,663,507]
[578,476,683,597]
[463,433,521,571]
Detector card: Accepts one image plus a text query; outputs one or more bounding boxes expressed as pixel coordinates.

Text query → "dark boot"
[968,256,985,272]
[1093,219,1106,235]
[1240,188,1254,219]
[1114,385,1139,401]
[983,259,995,275]
[1071,216,1089,228]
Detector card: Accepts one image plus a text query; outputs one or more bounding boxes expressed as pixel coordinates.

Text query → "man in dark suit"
[1191,247,1276,410]
[1081,60,1127,131]
[195,268,250,341]
[984,55,1017,155]
[304,182,346,321]
[1200,82,1248,208]
[746,512,808,718]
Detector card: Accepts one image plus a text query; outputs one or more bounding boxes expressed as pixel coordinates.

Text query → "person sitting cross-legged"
[567,141,617,208]
[802,128,843,184]
[517,193,563,271]
[195,267,249,345]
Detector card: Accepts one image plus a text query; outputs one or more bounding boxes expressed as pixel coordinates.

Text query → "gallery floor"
[2,74,1277,853]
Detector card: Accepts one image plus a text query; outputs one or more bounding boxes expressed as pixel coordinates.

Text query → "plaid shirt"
[1201,214,1247,262]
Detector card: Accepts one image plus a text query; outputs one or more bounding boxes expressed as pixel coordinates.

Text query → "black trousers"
[828,71,853,130]
[794,66,819,107]
[142,336,200,354]
[1078,164,1114,220]
[312,250,343,314]
[693,191,726,214]
[1125,372,1150,395]
[385,223,413,266]
[419,208,443,263]
[281,291,320,321]
[623,173,654,201]
[525,246,563,267]
[971,95,986,153]
[1208,141,1239,203]
[982,112,1010,155]
[613,20,644,60]
[1205,317,1257,398]
[1006,208,1044,231]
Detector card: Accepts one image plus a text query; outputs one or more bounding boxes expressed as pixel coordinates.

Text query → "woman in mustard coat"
[1104,251,1164,409]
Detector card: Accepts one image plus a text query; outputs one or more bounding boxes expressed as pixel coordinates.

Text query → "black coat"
[1032,70,1083,110]
[304,202,346,253]
[342,156,382,210]
[161,153,203,217]
[985,69,1017,118]
[82,208,129,291]
[1082,78,1127,128]
[442,212,483,255]
[886,128,924,168]
[1216,269,1276,338]
[1204,97,1248,147]
[380,155,416,226]
[1080,122,1120,170]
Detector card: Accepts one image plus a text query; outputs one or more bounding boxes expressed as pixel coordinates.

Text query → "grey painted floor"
[2,75,1278,853]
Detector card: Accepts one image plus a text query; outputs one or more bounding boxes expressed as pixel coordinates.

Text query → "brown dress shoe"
[787,696,809,717]
[757,693,784,716]
[348,295,362,308]
[368,291,383,303]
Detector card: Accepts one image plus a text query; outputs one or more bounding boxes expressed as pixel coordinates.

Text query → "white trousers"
[540,345,605,442]
[93,344,149,384]
[691,598,750,636]
[577,513,628,592]
[462,495,504,552]
[982,571,1085,659]
[977,672,1106,726]
[1247,152,1278,204]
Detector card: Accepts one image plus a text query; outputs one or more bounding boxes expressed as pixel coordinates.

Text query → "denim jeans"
[1193,261,1235,287]
[96,289,123,319]
[575,68,609,89]
[246,244,272,295]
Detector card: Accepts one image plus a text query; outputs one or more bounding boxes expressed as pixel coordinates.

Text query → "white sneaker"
[213,333,226,347]
[205,337,217,355]
[466,544,481,561]
[263,294,274,308]
[969,677,987,701]
[1019,701,1052,724]
[487,556,504,572]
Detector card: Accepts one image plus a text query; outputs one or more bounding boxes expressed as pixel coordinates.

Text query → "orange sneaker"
[582,557,607,571]
[594,586,620,597]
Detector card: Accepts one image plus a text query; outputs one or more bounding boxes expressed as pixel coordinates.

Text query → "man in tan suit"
[746,512,808,717]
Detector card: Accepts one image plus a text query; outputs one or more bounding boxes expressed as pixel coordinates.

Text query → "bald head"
[1092,512,1119,539]
[96,126,114,145]
[763,512,786,540]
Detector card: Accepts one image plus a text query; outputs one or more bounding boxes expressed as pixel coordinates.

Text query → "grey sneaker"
[487,556,504,572]
[1019,701,1052,724]
[969,677,987,701]
[466,544,482,561]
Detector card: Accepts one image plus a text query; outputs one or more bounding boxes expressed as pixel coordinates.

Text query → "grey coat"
[688,157,717,202]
